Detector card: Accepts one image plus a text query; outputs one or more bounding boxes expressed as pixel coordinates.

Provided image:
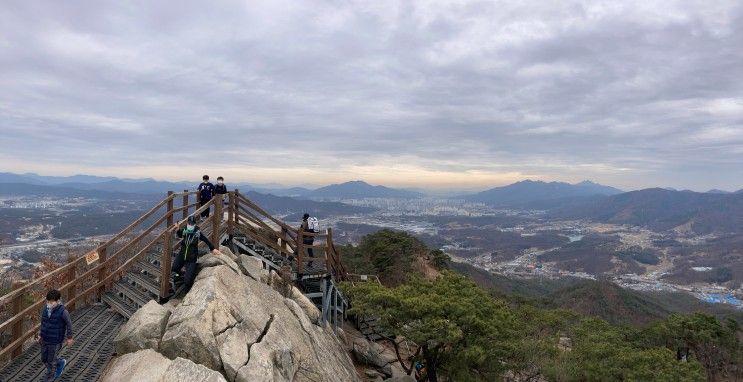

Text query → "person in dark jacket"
[214,176,227,195]
[172,216,221,291]
[197,175,215,219]
[35,289,73,382]
[299,213,315,269]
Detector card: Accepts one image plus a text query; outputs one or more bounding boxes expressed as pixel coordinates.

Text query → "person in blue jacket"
[35,289,74,382]
[198,175,215,219]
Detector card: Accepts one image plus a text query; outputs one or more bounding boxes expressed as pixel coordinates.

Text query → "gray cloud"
[1,0,741,191]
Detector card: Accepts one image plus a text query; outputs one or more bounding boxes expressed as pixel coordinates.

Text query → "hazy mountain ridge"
[553,188,743,234]
[463,179,623,207]
[307,180,424,199]
[0,182,160,200]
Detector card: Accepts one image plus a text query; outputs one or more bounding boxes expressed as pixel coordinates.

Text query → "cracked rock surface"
[123,261,360,382]
[101,349,226,382]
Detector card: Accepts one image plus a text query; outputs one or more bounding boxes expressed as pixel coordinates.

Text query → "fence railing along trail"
[0,189,351,364]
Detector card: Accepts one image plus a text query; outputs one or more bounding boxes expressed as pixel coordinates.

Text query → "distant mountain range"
[463,180,623,207]
[0,172,197,193]
[0,173,422,200]
[0,182,161,200]
[304,180,423,199]
[553,188,743,234]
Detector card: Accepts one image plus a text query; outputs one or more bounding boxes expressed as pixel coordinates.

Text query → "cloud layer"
[1,0,741,191]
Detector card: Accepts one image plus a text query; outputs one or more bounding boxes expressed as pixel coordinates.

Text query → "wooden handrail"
[237,204,277,232]
[96,194,174,249]
[0,189,354,360]
[0,230,169,360]
[171,198,216,232]
[0,209,171,334]
[236,193,298,234]
[0,193,176,306]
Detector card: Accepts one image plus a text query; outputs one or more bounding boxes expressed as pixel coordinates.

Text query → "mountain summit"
[464,179,622,207]
[309,180,423,199]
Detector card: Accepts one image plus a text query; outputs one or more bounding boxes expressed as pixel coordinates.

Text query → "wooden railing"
[0,190,217,361]
[232,192,348,280]
[0,189,350,362]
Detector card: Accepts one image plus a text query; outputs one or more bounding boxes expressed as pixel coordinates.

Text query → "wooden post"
[160,231,173,301]
[333,285,339,333]
[97,245,108,300]
[10,281,25,358]
[279,227,288,257]
[297,226,305,275]
[212,195,223,246]
[326,228,333,275]
[166,191,174,228]
[159,190,175,301]
[234,189,240,225]
[227,192,234,234]
[65,254,77,311]
[182,190,189,221]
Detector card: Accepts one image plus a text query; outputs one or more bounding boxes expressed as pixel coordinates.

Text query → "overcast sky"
[1,1,741,191]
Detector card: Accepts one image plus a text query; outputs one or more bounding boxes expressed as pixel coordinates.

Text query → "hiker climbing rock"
[172,216,221,292]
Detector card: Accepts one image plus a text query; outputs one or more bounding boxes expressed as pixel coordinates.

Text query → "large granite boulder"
[288,285,321,324]
[159,264,359,382]
[352,336,395,375]
[101,349,226,382]
[113,300,171,354]
[197,252,242,275]
[239,254,269,281]
[219,245,239,262]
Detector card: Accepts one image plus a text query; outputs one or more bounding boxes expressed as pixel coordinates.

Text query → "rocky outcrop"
[288,284,321,324]
[159,264,359,382]
[352,337,395,376]
[342,326,407,379]
[111,245,360,382]
[101,349,226,382]
[239,254,268,281]
[113,300,171,354]
[198,250,243,275]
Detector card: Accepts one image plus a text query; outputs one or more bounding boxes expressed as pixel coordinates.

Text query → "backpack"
[307,217,320,233]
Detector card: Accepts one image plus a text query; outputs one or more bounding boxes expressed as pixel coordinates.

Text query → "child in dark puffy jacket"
[214,176,227,195]
[35,289,74,382]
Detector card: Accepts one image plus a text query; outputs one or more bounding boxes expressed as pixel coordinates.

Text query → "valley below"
[1,187,742,311]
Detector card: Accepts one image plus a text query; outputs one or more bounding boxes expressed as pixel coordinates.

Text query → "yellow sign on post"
[85,250,100,265]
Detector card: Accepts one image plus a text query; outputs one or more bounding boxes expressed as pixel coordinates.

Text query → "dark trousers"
[41,342,62,382]
[172,254,198,291]
[200,201,210,218]
[304,240,314,267]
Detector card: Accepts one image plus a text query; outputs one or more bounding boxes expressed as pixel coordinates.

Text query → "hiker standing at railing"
[197,175,215,220]
[35,289,74,382]
[215,176,228,206]
[299,213,319,269]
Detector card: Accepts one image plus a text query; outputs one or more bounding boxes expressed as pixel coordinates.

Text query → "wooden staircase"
[0,189,352,380]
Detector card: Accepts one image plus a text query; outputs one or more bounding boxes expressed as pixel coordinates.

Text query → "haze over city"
[1,1,741,191]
